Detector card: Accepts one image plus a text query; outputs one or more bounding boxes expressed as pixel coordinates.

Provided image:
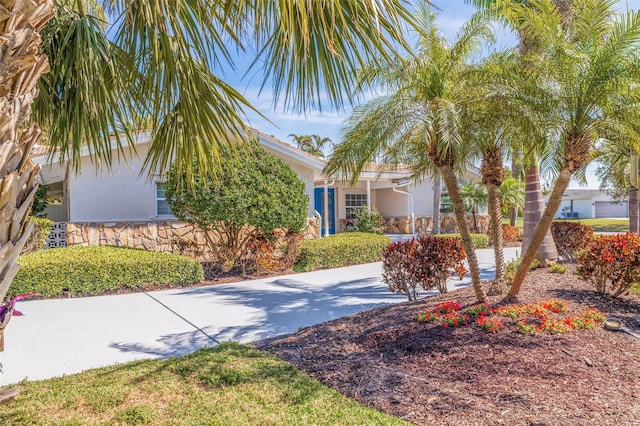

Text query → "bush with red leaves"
[382,236,467,300]
[551,221,594,262]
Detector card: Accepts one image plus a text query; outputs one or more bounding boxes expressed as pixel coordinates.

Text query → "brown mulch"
[255,265,640,426]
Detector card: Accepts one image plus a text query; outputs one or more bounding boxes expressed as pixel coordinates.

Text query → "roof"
[544,188,618,201]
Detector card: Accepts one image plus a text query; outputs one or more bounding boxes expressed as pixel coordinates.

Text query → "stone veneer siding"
[63,218,321,260]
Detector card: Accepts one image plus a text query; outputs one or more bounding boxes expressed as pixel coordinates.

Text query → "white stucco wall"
[65,140,318,222]
[555,199,593,219]
[69,145,158,222]
[374,181,435,218]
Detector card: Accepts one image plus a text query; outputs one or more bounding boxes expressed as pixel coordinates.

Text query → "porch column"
[366,180,371,212]
[323,181,331,237]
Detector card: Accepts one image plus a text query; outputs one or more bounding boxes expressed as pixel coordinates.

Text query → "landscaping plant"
[417,298,606,335]
[501,224,523,243]
[550,221,594,262]
[354,207,386,235]
[10,246,204,298]
[576,233,640,297]
[166,141,307,275]
[382,236,467,300]
[294,233,390,272]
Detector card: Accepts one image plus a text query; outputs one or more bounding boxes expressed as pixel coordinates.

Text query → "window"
[345,193,368,220]
[156,183,173,216]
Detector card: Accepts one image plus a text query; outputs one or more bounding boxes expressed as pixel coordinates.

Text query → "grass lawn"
[504,218,629,232]
[560,218,629,232]
[0,342,407,426]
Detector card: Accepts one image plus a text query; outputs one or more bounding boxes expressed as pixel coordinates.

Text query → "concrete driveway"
[1,247,519,386]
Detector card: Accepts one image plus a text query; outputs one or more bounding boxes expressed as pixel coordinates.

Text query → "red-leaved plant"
[576,233,640,297]
[551,221,594,262]
[382,236,467,301]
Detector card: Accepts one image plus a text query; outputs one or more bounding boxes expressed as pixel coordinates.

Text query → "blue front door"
[314,188,335,235]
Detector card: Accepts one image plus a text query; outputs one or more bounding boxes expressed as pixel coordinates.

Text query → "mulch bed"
[255,265,640,426]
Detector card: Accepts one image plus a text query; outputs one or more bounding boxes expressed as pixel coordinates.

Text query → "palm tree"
[289,134,332,157]
[503,0,640,301]
[592,81,640,233]
[0,0,416,342]
[468,0,561,268]
[326,7,498,303]
[460,183,488,233]
[289,134,313,152]
[499,176,525,220]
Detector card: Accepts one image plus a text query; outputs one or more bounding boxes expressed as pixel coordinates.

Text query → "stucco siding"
[69,147,158,222]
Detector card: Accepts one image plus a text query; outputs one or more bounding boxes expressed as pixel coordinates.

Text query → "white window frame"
[345,193,368,220]
[156,183,174,217]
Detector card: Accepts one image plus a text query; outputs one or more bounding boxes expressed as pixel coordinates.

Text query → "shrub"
[548,262,567,274]
[504,256,541,282]
[10,246,204,298]
[551,221,594,262]
[501,224,522,243]
[436,233,489,248]
[576,233,640,297]
[353,207,386,234]
[294,232,390,272]
[21,217,54,255]
[382,236,467,300]
[166,140,307,274]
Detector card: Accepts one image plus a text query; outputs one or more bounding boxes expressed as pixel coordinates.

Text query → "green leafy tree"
[165,141,307,273]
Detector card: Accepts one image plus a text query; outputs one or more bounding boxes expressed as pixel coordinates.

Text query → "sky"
[226,0,640,189]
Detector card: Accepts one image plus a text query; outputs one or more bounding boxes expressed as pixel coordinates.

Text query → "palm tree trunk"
[481,146,507,295]
[630,187,638,234]
[521,165,557,264]
[432,174,441,234]
[486,182,507,295]
[509,158,521,226]
[0,0,54,344]
[629,150,638,233]
[440,165,487,303]
[505,168,572,303]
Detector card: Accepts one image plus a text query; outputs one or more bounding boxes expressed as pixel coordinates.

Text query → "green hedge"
[294,232,391,272]
[436,233,490,249]
[10,246,204,298]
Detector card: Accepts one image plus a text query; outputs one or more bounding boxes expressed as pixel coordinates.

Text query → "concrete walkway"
[1,247,519,385]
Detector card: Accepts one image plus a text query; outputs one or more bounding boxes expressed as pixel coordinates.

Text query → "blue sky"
[228,0,640,188]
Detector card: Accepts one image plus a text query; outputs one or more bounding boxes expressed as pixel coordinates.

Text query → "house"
[545,188,628,219]
[34,130,480,248]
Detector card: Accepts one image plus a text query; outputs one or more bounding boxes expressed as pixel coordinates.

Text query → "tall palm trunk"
[506,167,571,302]
[629,150,638,233]
[0,0,54,347]
[507,133,591,302]
[521,164,557,264]
[440,165,487,303]
[432,174,441,234]
[509,157,521,226]
[486,182,506,295]
[481,147,507,295]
